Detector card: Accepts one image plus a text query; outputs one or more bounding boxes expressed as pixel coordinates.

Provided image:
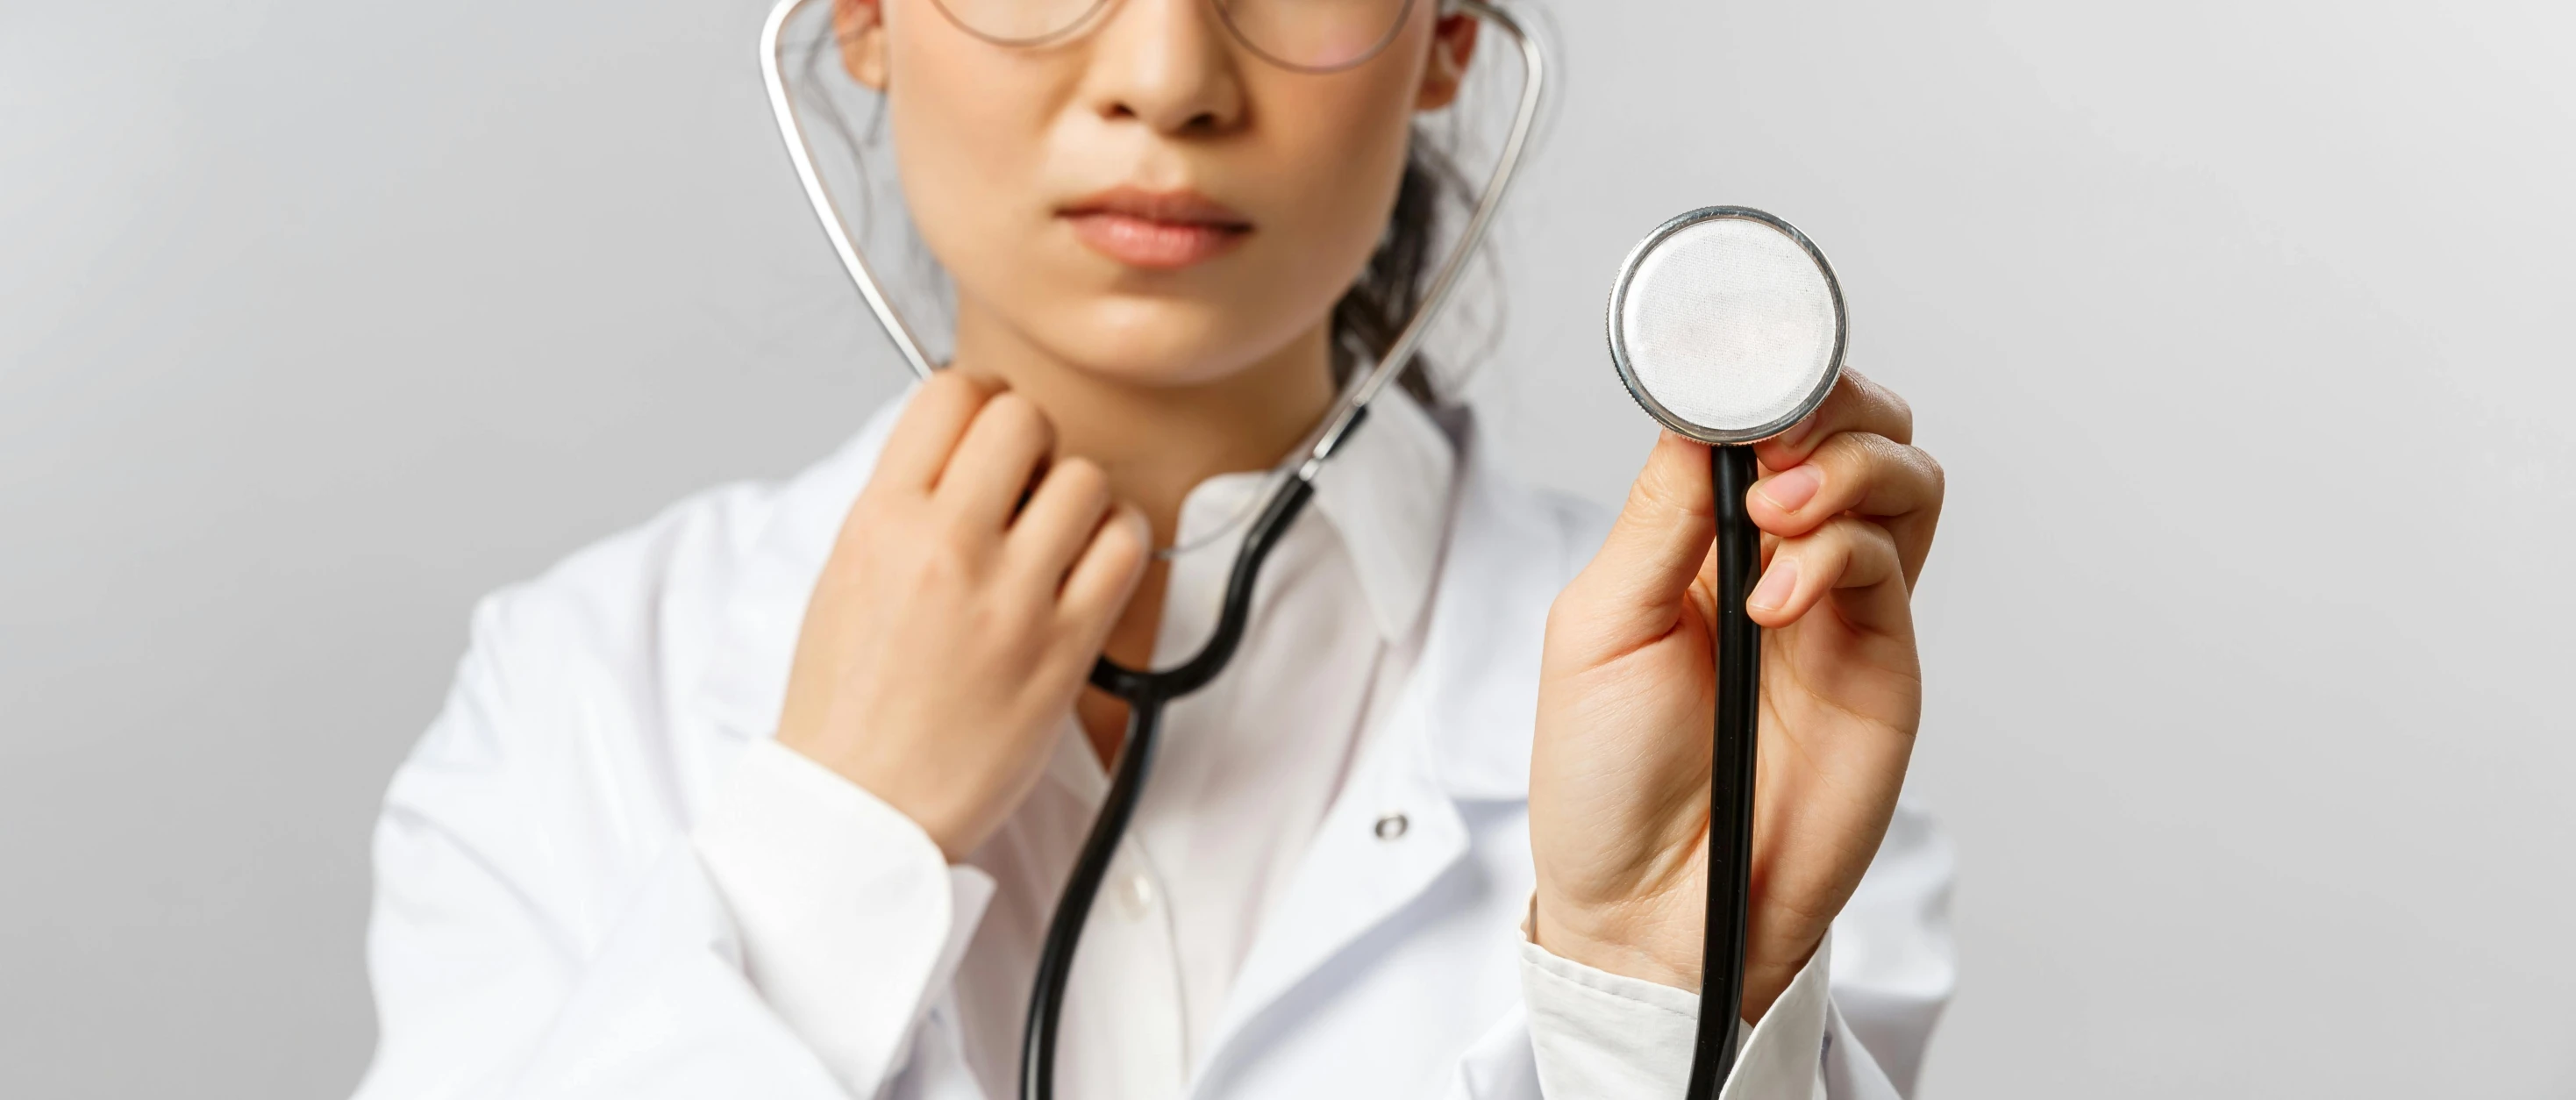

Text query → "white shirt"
[353,387,1955,1100]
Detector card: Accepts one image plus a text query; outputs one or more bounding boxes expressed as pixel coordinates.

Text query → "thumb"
[1568,432,1720,639]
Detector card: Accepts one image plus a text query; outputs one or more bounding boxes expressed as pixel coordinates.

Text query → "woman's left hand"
[1529,369,1942,1023]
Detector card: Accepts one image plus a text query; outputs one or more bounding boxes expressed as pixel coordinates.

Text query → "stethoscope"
[759,1,1844,1095]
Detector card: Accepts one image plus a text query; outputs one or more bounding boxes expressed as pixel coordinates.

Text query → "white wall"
[4,1,2571,1096]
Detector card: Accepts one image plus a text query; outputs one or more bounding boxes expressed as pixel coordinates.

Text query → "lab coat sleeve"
[1516,928,1843,1099]
[1509,801,1954,1099]
[353,592,993,1100]
[689,738,998,1095]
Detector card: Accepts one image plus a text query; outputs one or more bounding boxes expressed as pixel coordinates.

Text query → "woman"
[354,0,1952,1096]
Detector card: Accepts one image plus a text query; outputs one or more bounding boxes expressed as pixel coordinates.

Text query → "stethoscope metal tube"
[759,0,938,381]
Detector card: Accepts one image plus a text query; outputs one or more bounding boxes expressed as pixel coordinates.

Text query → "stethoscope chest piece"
[1604,205,1847,1098]
[1607,206,1846,444]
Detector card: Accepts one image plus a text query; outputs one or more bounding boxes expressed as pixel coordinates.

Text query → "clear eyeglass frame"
[925,0,1422,74]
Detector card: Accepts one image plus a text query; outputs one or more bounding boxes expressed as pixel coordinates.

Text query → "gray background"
[4,0,2572,1096]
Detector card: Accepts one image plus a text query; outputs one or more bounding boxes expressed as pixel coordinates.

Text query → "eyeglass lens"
[927,0,1417,73]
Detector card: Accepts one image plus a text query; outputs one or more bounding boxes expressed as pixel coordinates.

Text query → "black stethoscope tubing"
[1015,413,1761,1100]
[1018,414,1347,1100]
[1688,445,1763,1095]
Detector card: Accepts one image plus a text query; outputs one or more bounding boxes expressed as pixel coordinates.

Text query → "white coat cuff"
[1521,911,1834,1099]
[693,738,997,1096]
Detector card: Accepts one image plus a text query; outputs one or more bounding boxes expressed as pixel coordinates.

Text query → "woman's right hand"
[776,373,1152,861]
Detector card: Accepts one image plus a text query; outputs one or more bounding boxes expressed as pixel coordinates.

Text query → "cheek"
[882,26,1053,308]
[1238,65,1426,328]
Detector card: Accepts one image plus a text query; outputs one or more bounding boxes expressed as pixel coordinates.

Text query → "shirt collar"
[690,382,1460,745]
[687,392,1586,806]
[1307,385,1458,643]
[1157,384,1458,646]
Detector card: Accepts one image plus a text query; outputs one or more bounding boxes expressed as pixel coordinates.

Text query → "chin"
[1046,294,1309,390]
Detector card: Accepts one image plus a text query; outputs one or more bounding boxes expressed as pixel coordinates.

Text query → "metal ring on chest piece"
[1606,206,1846,444]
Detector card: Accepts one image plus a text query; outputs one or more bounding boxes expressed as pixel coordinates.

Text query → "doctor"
[354,0,1952,1097]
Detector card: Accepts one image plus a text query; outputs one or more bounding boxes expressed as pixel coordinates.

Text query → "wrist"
[1529,893,1822,1026]
[776,734,985,863]
[1529,894,1701,993]
[846,761,985,863]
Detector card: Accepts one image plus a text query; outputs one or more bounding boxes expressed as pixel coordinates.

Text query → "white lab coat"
[353,398,1954,1100]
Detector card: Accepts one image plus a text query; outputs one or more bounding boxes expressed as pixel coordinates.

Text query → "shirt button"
[1114,871,1156,919]
[1374,812,1409,841]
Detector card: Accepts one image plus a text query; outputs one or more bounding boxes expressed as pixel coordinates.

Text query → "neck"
[946,305,1339,544]
[946,301,1343,766]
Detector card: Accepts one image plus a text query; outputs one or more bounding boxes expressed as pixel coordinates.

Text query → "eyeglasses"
[928,0,1422,74]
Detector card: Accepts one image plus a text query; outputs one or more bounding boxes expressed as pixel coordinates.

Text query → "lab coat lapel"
[1197,656,1469,1071]
[1412,421,1605,804]
[1195,423,1606,1082]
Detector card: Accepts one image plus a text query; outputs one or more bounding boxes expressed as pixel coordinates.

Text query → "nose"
[1083,0,1246,136]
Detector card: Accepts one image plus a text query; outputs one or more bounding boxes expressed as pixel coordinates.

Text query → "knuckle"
[1794,515,1855,556]
[919,369,987,411]
[1538,601,1581,661]
[1090,519,1151,582]
[969,599,1042,657]
[1810,432,1875,484]
[1853,434,1939,508]
[1095,512,1148,563]
[1834,368,1910,444]
[980,391,1052,444]
[1010,603,1058,657]
[1821,370,1861,416]
[1543,583,1588,632]
[1816,432,1919,503]
[1877,382,1915,440]
[1049,457,1110,506]
[1781,517,1837,554]
[931,518,988,571]
[1833,514,1900,561]
[1626,450,1712,522]
[1864,429,1917,471]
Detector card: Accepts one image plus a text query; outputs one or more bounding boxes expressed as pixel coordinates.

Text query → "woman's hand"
[1530,370,1942,1023]
[777,373,1152,861]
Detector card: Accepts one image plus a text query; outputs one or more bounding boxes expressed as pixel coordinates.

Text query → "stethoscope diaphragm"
[1607,206,1846,445]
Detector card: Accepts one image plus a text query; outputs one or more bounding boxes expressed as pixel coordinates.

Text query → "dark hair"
[1332,135,1467,407]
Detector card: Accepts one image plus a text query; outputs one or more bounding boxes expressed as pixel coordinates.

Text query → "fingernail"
[1757,467,1822,512]
[1748,557,1799,611]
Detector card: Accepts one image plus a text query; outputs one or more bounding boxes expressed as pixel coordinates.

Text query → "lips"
[1058,186,1253,270]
